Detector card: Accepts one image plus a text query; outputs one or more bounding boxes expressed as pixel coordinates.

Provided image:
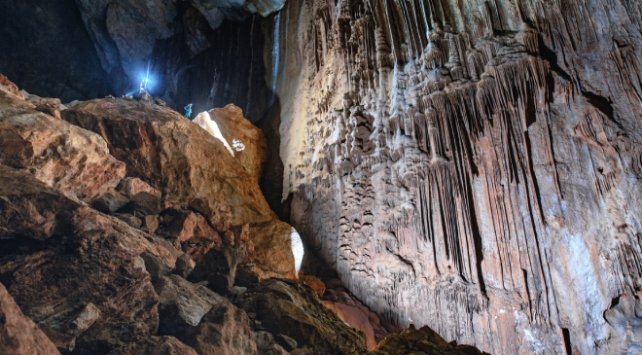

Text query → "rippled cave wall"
[266,0,642,354]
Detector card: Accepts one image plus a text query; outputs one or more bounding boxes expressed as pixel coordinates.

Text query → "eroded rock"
[0,77,126,202]
[0,282,60,355]
[270,1,642,353]
[63,98,295,278]
[238,278,368,354]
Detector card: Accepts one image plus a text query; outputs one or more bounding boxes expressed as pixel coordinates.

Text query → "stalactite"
[273,0,642,353]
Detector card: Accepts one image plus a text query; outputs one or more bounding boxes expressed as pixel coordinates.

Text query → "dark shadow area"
[258,97,287,220]
[152,14,273,121]
[0,0,111,101]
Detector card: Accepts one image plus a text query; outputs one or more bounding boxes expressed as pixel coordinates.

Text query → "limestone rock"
[0,165,78,240]
[209,104,268,179]
[155,274,258,354]
[109,336,198,355]
[63,98,294,278]
[270,0,642,353]
[0,77,126,202]
[0,165,179,352]
[0,282,60,355]
[238,279,368,354]
[375,326,487,355]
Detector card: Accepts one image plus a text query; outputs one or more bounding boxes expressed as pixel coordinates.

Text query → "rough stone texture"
[0,75,487,355]
[155,274,258,354]
[322,284,391,350]
[62,98,295,278]
[0,282,60,355]
[0,77,125,202]
[210,104,268,179]
[374,325,486,355]
[269,1,642,354]
[109,336,198,355]
[238,278,369,355]
[0,165,179,353]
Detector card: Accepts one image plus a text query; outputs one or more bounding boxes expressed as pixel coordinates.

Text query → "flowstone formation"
[268,1,642,354]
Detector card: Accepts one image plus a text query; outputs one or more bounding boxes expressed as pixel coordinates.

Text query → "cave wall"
[0,0,111,101]
[0,0,284,115]
[267,0,642,354]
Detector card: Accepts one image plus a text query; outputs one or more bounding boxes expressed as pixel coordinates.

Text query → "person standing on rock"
[184,103,193,119]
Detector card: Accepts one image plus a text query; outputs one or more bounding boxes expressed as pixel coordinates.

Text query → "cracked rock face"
[268,0,642,354]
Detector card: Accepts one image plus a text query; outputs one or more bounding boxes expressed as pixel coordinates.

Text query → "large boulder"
[238,279,368,354]
[0,165,180,353]
[0,76,125,202]
[0,282,60,355]
[63,98,294,278]
[156,275,258,354]
[208,104,267,179]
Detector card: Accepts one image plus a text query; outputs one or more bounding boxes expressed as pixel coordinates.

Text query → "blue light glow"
[139,61,155,91]
[125,60,157,96]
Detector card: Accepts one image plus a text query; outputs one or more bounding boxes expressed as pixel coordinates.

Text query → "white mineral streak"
[290,227,305,276]
[193,111,235,156]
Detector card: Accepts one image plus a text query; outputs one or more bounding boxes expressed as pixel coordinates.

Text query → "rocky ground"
[0,74,485,355]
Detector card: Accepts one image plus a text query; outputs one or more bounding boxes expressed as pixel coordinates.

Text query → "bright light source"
[138,61,155,91]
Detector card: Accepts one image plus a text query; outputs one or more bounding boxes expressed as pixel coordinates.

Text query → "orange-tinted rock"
[0,79,125,202]
[63,99,294,278]
[300,274,326,297]
[0,282,60,355]
[209,104,267,180]
[159,209,219,243]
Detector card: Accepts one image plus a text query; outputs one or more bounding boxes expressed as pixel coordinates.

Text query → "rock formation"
[0,0,641,353]
[267,1,642,354]
[0,74,486,354]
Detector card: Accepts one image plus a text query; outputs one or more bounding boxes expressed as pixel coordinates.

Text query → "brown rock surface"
[0,73,488,355]
[0,76,125,202]
[375,325,487,355]
[0,165,179,352]
[155,274,258,354]
[109,336,198,355]
[209,104,268,179]
[62,98,295,278]
[0,282,60,355]
[238,278,369,354]
[268,0,642,354]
